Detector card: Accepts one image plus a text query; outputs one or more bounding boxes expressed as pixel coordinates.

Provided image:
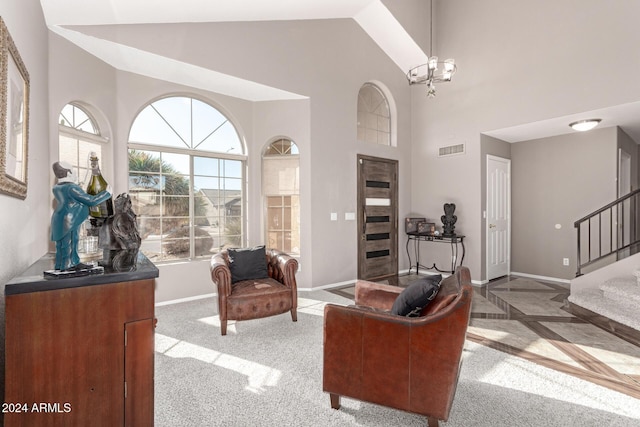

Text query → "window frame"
[127,96,246,263]
[58,103,109,188]
[262,138,300,256]
[357,82,394,147]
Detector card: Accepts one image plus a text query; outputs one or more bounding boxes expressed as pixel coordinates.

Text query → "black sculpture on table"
[441,203,457,237]
[99,193,142,271]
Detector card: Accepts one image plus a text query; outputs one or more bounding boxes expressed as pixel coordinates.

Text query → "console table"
[4,251,158,427]
[406,232,465,274]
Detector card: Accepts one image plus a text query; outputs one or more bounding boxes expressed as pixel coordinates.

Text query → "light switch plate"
[345,212,356,220]
[330,212,338,221]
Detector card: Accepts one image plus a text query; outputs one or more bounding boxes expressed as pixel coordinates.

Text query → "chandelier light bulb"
[428,56,439,70]
[444,58,455,72]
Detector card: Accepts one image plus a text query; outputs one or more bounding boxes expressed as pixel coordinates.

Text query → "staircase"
[569,271,640,331]
[569,190,640,332]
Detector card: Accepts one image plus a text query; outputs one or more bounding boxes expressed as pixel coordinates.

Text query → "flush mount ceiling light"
[406,0,456,98]
[569,119,601,132]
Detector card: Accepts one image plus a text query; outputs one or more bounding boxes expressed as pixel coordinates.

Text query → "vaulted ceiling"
[39,0,640,143]
[40,0,426,101]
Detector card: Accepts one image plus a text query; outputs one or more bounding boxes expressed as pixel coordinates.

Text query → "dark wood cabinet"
[3,252,158,427]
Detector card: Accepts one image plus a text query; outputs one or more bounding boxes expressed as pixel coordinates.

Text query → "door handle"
[363,209,367,235]
[489,223,496,228]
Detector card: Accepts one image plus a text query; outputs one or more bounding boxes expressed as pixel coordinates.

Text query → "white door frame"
[486,155,511,280]
[618,148,632,257]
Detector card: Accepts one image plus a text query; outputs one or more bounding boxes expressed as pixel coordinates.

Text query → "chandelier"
[407,58,456,97]
[406,0,457,97]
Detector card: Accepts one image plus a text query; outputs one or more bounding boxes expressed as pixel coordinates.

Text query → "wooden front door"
[357,155,398,280]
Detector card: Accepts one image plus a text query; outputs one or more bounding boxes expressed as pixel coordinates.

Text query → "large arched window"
[357,83,391,146]
[58,103,107,187]
[128,96,245,262]
[262,138,300,256]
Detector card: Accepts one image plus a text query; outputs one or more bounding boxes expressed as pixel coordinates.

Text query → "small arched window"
[58,103,107,187]
[262,138,300,256]
[357,83,391,146]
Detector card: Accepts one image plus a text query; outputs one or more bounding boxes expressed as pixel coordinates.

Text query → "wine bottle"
[86,152,113,218]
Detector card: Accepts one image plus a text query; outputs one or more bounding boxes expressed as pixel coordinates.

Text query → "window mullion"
[189,155,195,260]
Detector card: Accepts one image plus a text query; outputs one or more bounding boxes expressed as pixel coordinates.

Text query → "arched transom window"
[357,83,391,146]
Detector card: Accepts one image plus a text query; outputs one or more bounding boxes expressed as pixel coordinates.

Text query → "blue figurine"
[50,161,111,271]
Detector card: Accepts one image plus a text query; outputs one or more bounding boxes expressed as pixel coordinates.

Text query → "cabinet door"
[125,318,155,427]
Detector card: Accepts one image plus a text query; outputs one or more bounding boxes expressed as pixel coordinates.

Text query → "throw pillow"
[391,274,442,317]
[228,245,269,283]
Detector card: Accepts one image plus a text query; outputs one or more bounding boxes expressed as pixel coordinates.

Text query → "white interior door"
[486,155,511,280]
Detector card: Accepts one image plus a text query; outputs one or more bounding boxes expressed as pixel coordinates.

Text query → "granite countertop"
[5,251,159,295]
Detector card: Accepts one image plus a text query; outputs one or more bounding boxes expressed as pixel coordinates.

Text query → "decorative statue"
[99,193,142,272]
[99,193,142,250]
[50,161,111,271]
[441,203,457,237]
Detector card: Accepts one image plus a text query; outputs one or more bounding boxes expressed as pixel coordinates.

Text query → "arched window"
[128,96,245,262]
[58,103,107,187]
[357,83,391,146]
[262,138,300,256]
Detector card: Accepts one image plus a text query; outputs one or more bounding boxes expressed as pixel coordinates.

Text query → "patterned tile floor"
[330,273,640,400]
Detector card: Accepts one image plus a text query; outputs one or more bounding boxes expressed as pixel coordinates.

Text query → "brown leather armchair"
[210,248,298,335]
[323,267,472,427]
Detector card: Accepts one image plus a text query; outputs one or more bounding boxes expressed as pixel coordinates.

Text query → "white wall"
[511,127,617,280]
[0,0,50,406]
[47,18,414,301]
[411,0,640,282]
[0,0,50,287]
[48,32,118,180]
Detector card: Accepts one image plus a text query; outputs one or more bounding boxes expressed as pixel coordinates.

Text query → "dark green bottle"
[86,152,113,218]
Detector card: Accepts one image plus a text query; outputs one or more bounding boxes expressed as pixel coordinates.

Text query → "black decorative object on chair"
[441,203,457,237]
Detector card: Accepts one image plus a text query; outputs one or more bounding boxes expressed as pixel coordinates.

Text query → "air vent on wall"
[438,143,465,157]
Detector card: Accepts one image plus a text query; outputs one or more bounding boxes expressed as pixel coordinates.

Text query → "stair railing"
[574,188,640,276]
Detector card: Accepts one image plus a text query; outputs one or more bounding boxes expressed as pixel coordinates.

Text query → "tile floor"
[330,273,640,400]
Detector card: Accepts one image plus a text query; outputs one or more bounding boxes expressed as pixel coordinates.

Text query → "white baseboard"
[298,268,441,292]
[510,271,570,284]
[300,279,357,292]
[155,292,216,307]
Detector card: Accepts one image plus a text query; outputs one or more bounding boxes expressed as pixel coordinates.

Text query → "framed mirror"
[0,17,30,200]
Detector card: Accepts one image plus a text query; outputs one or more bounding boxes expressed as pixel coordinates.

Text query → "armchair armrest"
[210,252,232,297]
[267,248,299,290]
[354,280,402,311]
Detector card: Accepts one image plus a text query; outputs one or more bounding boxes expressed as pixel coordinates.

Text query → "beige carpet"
[153,290,640,426]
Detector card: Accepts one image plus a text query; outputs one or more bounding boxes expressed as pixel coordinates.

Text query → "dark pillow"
[391,275,442,316]
[228,246,269,283]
